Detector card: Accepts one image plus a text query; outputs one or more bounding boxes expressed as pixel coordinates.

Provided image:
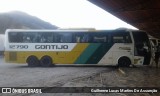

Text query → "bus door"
[133,32,151,65]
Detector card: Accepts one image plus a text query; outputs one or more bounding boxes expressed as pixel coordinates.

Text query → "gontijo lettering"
[35,45,68,49]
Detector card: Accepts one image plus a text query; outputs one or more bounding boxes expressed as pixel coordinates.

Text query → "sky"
[0,0,137,30]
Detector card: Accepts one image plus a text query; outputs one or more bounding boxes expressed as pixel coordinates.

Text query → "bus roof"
[5,29,143,33]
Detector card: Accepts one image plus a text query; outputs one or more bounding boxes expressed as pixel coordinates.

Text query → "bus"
[4,29,152,67]
[149,36,160,52]
[149,36,159,46]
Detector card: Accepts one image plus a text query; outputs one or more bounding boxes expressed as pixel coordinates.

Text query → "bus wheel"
[26,56,40,67]
[118,57,131,67]
[40,56,53,67]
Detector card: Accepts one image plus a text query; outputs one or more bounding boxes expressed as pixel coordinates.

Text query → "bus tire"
[118,57,131,67]
[40,56,53,67]
[26,56,40,67]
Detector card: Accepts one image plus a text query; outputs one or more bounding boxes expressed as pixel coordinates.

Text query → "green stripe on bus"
[86,43,114,64]
[74,43,101,64]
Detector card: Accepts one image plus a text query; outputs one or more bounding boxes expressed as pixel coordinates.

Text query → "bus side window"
[39,33,53,43]
[53,33,60,43]
[23,36,32,43]
[33,33,41,43]
[93,36,107,43]
[81,34,89,43]
[125,35,132,43]
[74,33,85,43]
[112,32,131,43]
[9,32,23,43]
[22,32,39,43]
[73,33,91,43]
[75,36,81,43]
[40,36,47,43]
[113,36,124,43]
[54,33,72,43]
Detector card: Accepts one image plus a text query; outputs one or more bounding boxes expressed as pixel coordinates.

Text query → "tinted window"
[9,31,132,43]
[111,32,132,43]
[9,32,24,43]
[53,32,72,43]
[73,32,108,43]
[73,32,91,43]
[133,32,149,45]
[91,32,108,43]
[9,32,54,43]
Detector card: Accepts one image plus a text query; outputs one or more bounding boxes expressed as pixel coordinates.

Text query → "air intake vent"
[9,52,17,61]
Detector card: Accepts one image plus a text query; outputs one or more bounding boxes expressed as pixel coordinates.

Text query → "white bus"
[5,29,152,67]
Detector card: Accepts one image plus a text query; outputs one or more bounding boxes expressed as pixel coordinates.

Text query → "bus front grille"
[9,52,17,61]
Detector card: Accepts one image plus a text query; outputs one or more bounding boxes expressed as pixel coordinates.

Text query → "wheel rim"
[118,57,131,67]
[40,56,52,67]
[42,58,50,65]
[27,56,39,67]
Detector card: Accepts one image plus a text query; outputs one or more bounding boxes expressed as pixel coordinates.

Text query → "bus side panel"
[5,51,27,63]
[54,43,89,64]
[112,43,134,64]
[74,43,101,64]
[85,43,114,64]
[5,43,90,64]
[98,43,134,65]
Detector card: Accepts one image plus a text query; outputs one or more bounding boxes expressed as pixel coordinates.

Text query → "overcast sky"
[0,0,137,30]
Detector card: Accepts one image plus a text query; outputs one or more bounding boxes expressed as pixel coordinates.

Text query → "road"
[0,57,160,96]
[0,57,112,87]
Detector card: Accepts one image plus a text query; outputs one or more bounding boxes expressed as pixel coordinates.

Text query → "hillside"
[0,11,58,34]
